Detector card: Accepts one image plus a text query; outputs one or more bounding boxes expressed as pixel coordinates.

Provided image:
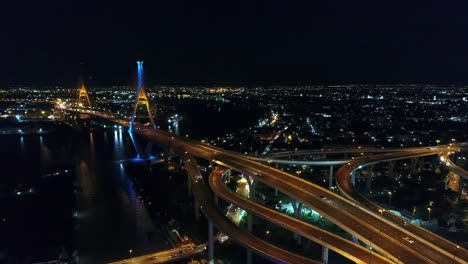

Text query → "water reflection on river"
[75,130,165,263]
[0,129,165,263]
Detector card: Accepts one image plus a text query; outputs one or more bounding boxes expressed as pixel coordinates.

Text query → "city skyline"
[1,66,467,263]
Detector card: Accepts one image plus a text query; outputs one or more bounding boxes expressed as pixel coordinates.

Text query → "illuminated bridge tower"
[78,83,92,108]
[129,61,156,132]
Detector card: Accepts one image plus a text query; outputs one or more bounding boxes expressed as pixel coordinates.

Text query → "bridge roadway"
[249,146,439,166]
[439,150,468,180]
[137,126,462,264]
[63,107,468,263]
[266,147,432,158]
[109,244,207,264]
[336,148,468,264]
[183,154,320,264]
[208,167,392,264]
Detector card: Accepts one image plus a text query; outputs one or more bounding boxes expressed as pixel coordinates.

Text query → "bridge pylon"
[78,83,92,108]
[129,61,156,132]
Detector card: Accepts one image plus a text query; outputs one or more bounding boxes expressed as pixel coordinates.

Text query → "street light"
[427,207,431,221]
[378,209,385,217]
[388,191,392,207]
[129,249,133,258]
[296,170,302,177]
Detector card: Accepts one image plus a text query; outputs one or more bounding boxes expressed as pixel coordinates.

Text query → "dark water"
[0,130,162,263]
[0,100,262,263]
[159,98,264,139]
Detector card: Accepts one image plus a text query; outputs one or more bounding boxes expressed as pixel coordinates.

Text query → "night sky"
[2,1,468,86]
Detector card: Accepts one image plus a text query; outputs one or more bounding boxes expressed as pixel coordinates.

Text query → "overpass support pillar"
[418,157,425,170]
[292,202,303,245]
[247,250,253,264]
[225,169,232,183]
[328,165,334,189]
[351,170,356,185]
[187,173,192,197]
[411,158,418,172]
[247,213,253,264]
[249,178,256,202]
[322,246,329,264]
[366,165,373,192]
[194,201,200,221]
[388,161,395,178]
[459,177,464,198]
[247,213,253,233]
[208,221,214,263]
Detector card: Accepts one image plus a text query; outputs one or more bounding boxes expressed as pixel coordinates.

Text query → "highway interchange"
[62,107,468,264]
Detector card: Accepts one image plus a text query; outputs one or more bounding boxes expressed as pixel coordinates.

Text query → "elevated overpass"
[208,167,392,264]
[336,148,468,263]
[60,106,468,263]
[109,243,207,264]
[439,150,468,180]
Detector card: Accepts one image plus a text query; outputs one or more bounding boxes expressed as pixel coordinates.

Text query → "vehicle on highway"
[403,236,415,244]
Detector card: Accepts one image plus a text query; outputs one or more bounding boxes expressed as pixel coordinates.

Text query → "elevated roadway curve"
[138,126,454,264]
[266,147,431,158]
[249,147,438,166]
[61,107,468,263]
[183,154,320,264]
[336,148,468,263]
[209,167,392,264]
[439,150,468,180]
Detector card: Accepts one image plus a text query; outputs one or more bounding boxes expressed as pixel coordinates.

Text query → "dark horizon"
[2,1,468,87]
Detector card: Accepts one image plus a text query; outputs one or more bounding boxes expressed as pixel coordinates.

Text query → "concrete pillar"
[274,188,278,197]
[247,213,253,264]
[366,165,373,192]
[247,249,253,264]
[250,180,256,202]
[459,177,464,199]
[411,158,417,172]
[322,246,329,264]
[388,161,395,178]
[293,202,302,245]
[351,170,356,185]
[226,169,231,183]
[187,173,192,196]
[194,201,200,221]
[208,221,214,263]
[418,157,424,171]
[275,163,279,169]
[247,213,253,233]
[328,165,333,189]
